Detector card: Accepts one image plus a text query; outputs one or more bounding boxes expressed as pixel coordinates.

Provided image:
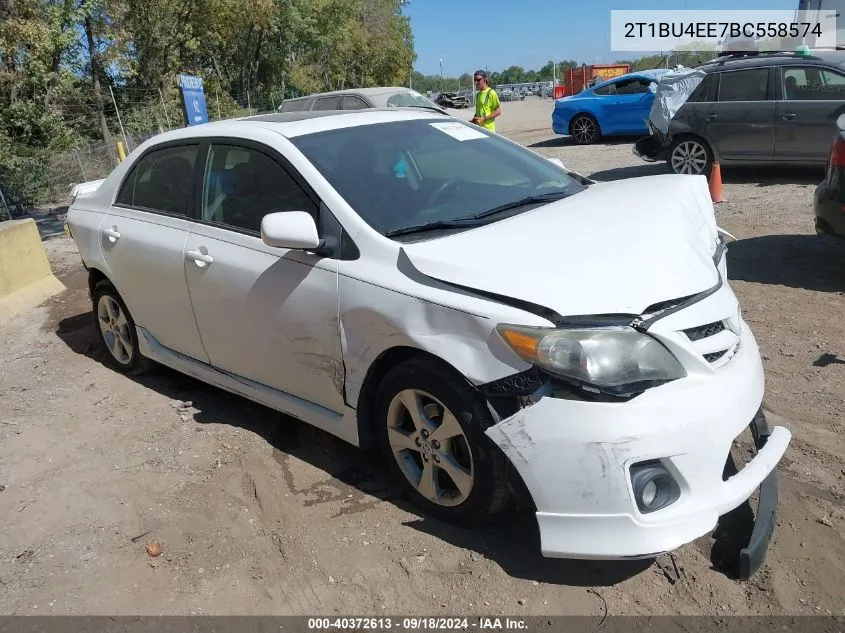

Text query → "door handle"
[186,249,214,267]
[103,227,120,242]
[705,113,718,121]
[781,112,797,120]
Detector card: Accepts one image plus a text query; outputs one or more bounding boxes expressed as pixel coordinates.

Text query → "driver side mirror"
[261,211,321,250]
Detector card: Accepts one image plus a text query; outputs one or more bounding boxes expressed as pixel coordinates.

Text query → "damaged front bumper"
[633,121,669,162]
[483,320,790,579]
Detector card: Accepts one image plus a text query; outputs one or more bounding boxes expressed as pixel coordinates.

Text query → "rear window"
[385,91,441,109]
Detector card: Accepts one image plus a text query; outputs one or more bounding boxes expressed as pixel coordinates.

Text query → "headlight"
[496,324,686,394]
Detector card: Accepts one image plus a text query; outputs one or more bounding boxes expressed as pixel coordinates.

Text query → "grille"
[704,350,728,363]
[683,321,725,341]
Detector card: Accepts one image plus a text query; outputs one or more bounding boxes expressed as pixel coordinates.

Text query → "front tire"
[374,357,513,526]
[668,136,713,176]
[91,280,151,374]
[570,114,600,145]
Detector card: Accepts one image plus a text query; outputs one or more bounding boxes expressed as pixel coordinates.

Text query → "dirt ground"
[1,98,844,617]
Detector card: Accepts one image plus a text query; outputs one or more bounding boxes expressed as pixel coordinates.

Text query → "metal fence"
[1,86,281,216]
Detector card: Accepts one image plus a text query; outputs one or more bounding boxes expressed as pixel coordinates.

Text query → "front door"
[699,67,776,161]
[183,141,344,413]
[774,64,845,162]
[101,142,209,362]
[604,77,655,133]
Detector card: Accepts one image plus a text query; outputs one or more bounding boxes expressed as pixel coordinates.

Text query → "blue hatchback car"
[552,69,669,144]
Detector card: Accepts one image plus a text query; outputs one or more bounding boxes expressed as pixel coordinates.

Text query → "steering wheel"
[425,178,464,207]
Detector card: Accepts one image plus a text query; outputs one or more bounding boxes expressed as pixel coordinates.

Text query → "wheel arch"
[355,345,476,450]
[568,111,602,135]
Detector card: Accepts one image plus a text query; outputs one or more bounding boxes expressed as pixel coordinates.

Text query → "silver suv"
[636,50,845,175]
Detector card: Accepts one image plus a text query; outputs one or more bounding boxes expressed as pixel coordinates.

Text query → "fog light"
[631,460,681,514]
[642,480,658,506]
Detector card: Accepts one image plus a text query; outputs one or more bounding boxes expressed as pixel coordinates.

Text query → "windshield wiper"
[472,191,572,220]
[384,218,482,238]
[384,191,574,238]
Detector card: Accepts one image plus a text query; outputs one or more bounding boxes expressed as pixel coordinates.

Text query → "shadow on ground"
[21,206,69,240]
[529,134,642,149]
[727,233,845,293]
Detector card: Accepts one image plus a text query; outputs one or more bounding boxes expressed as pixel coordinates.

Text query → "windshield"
[383,91,441,109]
[290,119,584,237]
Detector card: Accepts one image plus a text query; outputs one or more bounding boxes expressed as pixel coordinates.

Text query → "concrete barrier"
[0,218,66,326]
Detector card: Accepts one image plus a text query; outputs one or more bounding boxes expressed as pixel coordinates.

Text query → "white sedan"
[66,108,790,578]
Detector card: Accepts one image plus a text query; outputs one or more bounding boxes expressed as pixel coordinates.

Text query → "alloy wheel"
[97,294,134,365]
[671,140,708,175]
[385,388,474,507]
[572,117,597,144]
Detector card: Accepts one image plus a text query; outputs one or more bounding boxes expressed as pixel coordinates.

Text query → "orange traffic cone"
[709,162,724,204]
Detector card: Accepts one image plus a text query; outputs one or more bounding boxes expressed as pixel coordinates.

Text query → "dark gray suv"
[637,50,845,175]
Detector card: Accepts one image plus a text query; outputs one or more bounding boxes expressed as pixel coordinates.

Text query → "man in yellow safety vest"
[471,70,501,133]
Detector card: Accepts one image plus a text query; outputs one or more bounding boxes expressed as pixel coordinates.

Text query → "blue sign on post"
[178,74,209,126]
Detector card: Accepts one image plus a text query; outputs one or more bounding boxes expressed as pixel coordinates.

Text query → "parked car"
[635,50,845,175]
[813,114,845,237]
[551,69,669,144]
[434,91,471,109]
[66,108,790,577]
[277,87,446,114]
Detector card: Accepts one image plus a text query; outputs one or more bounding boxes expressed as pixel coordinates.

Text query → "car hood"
[400,174,722,318]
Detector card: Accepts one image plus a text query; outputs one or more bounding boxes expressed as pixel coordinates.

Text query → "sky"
[404,0,802,76]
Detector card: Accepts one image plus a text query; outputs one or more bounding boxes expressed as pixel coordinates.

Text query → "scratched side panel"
[336,268,550,410]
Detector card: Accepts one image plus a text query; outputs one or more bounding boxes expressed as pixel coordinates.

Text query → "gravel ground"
[1,98,844,617]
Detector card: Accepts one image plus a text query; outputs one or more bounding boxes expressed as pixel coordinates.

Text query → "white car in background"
[66,108,790,579]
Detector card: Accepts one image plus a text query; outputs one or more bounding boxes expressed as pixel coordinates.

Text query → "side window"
[615,78,652,94]
[315,96,341,110]
[717,68,769,102]
[687,74,718,103]
[115,164,138,206]
[280,99,308,112]
[124,144,198,215]
[201,144,318,233]
[593,82,617,96]
[342,96,369,110]
[782,66,845,100]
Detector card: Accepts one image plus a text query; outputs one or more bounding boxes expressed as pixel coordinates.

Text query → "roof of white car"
[138,108,449,145]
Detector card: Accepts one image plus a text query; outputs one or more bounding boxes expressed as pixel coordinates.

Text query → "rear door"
[774,64,845,162]
[698,67,776,161]
[101,142,209,362]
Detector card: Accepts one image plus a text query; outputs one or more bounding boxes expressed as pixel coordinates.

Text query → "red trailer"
[559,63,631,97]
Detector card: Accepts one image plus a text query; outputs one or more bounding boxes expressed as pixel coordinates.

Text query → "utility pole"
[439,58,443,91]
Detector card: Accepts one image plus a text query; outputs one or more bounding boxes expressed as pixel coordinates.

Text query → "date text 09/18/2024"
[307,617,529,630]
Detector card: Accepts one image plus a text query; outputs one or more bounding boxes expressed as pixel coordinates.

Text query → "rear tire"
[91,280,152,375]
[374,356,513,526]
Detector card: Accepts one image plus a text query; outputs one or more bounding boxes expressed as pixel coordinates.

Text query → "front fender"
[338,275,543,409]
